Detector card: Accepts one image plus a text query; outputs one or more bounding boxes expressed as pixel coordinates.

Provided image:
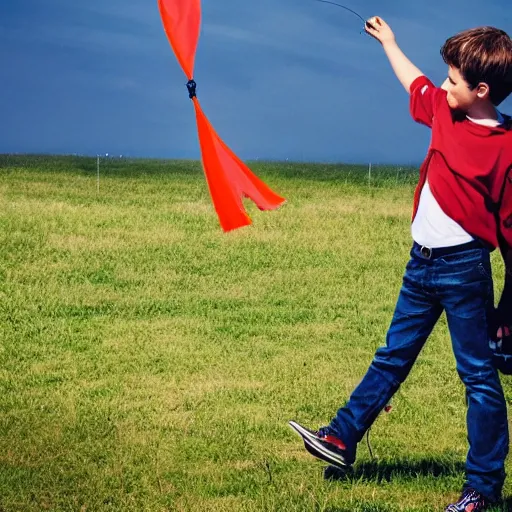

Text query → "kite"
[157,0,286,232]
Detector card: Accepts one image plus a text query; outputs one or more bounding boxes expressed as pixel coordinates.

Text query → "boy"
[290,19,512,512]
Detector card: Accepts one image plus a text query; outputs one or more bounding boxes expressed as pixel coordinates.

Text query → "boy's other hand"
[494,306,511,340]
[497,324,511,339]
[365,16,396,45]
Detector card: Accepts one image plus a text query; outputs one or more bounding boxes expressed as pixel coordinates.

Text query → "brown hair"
[441,26,512,105]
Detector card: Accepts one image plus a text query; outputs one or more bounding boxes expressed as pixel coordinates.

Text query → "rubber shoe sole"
[289,420,349,469]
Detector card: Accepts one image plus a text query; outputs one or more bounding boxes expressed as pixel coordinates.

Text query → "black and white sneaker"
[445,488,489,512]
[289,420,353,469]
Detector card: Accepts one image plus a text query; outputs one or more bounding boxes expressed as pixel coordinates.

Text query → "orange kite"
[157,0,286,232]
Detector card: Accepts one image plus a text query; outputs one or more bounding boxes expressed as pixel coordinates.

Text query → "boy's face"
[441,66,488,112]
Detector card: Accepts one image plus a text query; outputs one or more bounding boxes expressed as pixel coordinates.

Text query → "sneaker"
[289,420,353,469]
[445,488,489,512]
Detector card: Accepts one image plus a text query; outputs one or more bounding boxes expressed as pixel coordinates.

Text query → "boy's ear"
[476,82,490,100]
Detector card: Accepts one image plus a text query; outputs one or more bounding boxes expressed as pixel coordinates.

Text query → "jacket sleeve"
[496,168,512,317]
[409,76,444,128]
[498,168,512,258]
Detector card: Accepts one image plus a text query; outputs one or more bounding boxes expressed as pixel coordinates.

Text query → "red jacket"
[410,75,512,258]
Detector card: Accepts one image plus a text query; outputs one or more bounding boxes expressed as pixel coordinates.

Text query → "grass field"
[1,155,511,511]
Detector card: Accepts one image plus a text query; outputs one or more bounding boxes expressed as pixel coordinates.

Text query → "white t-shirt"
[411,110,505,248]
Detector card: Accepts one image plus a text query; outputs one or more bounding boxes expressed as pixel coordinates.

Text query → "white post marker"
[97,155,100,193]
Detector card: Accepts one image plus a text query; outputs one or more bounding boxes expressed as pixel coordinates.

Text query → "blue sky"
[1,0,511,164]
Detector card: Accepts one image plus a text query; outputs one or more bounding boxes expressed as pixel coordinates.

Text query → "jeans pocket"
[439,248,484,265]
[477,261,493,280]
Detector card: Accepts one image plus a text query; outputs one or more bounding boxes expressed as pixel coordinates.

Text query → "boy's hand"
[365,16,396,45]
[497,324,511,339]
[491,312,512,374]
[493,305,511,340]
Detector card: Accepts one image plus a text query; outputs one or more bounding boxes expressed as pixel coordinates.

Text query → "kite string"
[314,0,367,25]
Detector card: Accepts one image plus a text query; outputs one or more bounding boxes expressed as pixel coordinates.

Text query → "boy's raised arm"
[365,17,424,93]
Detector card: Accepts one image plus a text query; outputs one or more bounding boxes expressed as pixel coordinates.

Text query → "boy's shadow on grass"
[323,456,465,484]
[324,459,512,510]
[498,499,512,511]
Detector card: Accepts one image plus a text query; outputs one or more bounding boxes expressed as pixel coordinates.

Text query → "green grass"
[0,155,510,511]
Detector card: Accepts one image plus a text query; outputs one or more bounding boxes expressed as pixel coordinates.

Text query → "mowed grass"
[0,155,511,512]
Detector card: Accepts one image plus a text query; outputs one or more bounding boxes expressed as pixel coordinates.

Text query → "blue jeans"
[329,243,509,501]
